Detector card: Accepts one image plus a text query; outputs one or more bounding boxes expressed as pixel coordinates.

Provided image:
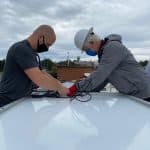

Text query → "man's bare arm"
[24,67,68,95]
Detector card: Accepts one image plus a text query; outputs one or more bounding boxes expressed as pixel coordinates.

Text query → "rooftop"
[0,92,150,150]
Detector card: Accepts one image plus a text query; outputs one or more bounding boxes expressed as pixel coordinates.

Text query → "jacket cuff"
[67,84,78,97]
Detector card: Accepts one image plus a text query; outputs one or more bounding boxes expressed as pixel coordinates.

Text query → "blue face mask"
[86,48,97,56]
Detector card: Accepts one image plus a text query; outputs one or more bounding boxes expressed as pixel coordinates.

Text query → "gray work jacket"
[76,34,150,99]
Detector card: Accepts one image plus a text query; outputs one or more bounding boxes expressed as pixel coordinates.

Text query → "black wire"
[30,57,93,102]
[70,80,93,102]
[70,92,92,102]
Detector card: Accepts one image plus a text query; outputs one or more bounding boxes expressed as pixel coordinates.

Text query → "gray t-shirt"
[0,40,39,106]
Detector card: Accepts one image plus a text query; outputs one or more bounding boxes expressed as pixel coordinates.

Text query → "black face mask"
[37,36,48,53]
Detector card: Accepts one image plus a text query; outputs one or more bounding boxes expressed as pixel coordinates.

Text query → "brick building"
[57,66,95,81]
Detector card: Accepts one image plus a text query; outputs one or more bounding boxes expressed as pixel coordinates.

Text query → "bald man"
[0,25,68,107]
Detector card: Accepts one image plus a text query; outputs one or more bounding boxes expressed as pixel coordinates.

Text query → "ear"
[38,35,44,44]
[89,41,94,45]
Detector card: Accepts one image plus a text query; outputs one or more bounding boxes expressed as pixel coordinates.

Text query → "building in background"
[57,66,95,81]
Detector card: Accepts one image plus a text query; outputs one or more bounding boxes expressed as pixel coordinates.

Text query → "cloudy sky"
[0,0,150,61]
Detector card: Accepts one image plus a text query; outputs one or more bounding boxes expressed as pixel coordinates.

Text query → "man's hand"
[25,67,66,92]
[58,86,69,96]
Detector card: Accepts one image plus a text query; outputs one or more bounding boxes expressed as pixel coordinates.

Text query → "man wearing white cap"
[67,27,150,101]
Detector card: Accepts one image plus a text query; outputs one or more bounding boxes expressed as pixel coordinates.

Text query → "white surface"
[0,93,150,150]
[84,73,90,77]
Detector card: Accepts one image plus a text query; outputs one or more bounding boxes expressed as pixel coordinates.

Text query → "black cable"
[70,92,92,102]
[70,80,93,102]
[31,73,93,102]
[31,80,93,102]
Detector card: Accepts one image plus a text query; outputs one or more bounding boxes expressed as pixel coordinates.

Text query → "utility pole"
[77,56,80,63]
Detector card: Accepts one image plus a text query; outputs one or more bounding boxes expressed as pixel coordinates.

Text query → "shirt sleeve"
[11,44,39,70]
[76,41,127,92]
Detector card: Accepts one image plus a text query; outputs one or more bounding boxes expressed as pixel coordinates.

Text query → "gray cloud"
[0,0,150,61]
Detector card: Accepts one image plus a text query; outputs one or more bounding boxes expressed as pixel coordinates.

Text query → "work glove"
[67,84,78,97]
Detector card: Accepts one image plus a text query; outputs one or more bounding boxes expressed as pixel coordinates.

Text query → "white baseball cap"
[74,27,93,50]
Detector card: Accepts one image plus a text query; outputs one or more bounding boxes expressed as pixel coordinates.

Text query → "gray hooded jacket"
[76,34,150,99]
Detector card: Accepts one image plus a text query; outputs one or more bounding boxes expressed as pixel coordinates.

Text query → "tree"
[0,59,5,72]
[41,59,54,71]
[139,60,148,67]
